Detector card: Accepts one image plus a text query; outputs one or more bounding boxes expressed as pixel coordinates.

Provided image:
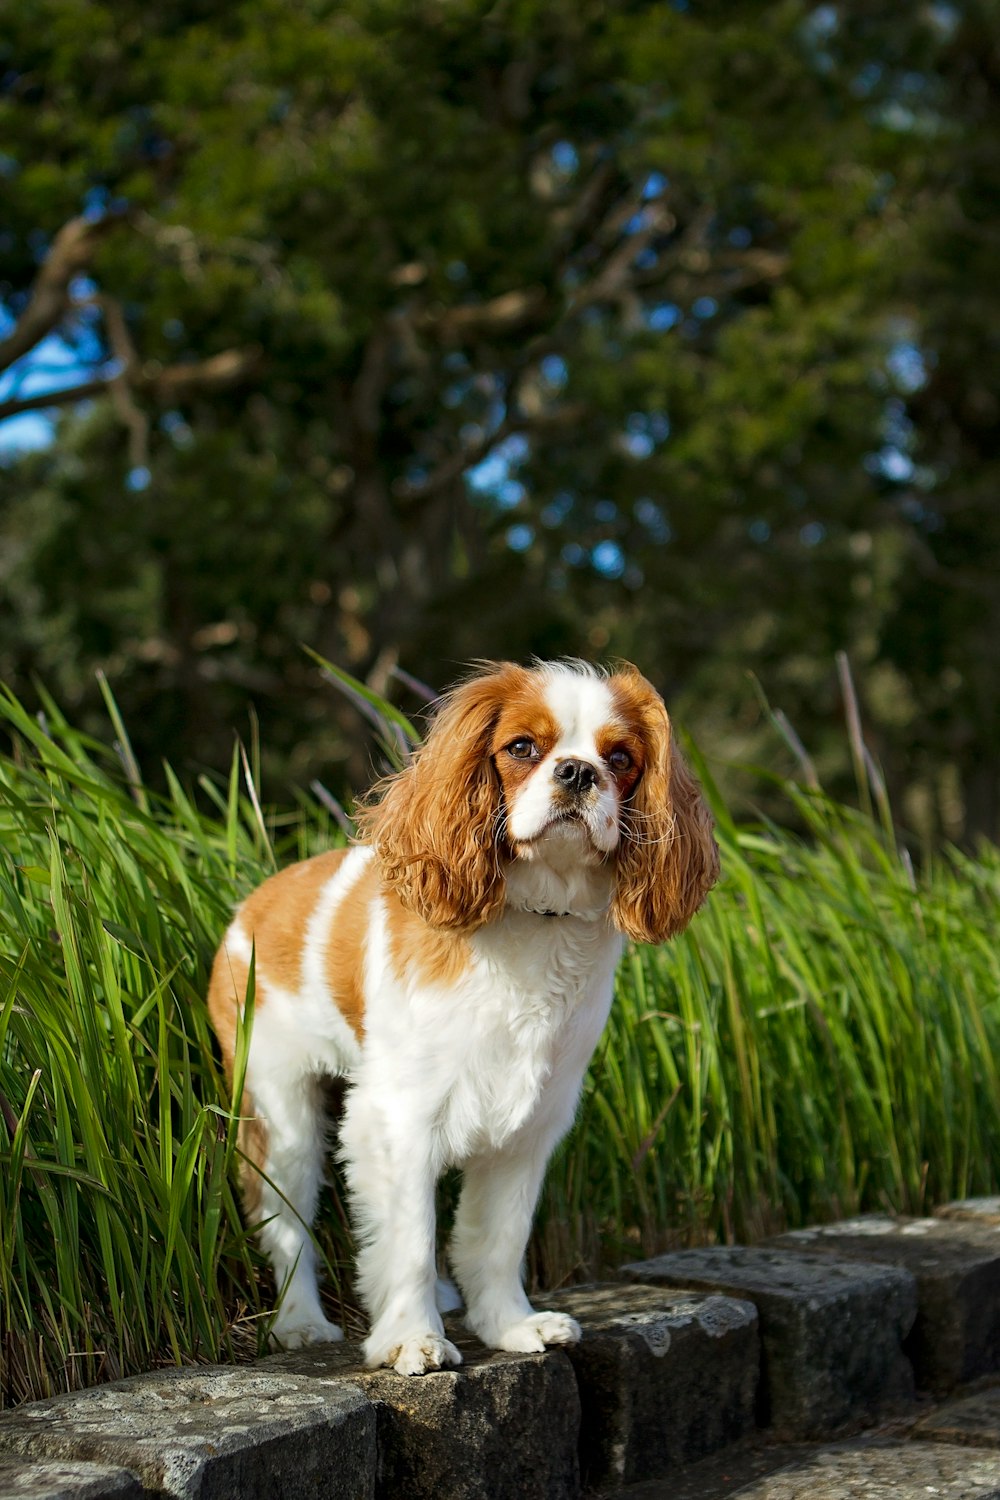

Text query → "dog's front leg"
[340,1085,462,1375]
[450,1134,582,1354]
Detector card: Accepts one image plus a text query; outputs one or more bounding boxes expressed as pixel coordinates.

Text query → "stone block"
[771,1214,1000,1393]
[0,1366,375,1500]
[719,1440,1000,1500]
[538,1283,758,1490]
[936,1197,1000,1226]
[0,1458,147,1500]
[915,1385,1000,1449]
[622,1245,916,1440]
[266,1336,580,1500]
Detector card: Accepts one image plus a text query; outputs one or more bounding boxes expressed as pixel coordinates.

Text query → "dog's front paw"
[269,1311,345,1350]
[366,1330,463,1376]
[497,1311,582,1354]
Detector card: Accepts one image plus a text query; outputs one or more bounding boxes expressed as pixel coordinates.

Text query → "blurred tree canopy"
[0,0,997,841]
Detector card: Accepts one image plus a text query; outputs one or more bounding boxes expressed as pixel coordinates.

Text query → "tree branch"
[633,243,790,299]
[551,157,622,253]
[0,346,263,424]
[100,295,149,470]
[392,392,588,506]
[391,414,523,503]
[0,377,114,423]
[414,286,549,343]
[0,214,119,374]
[139,345,264,400]
[570,198,677,311]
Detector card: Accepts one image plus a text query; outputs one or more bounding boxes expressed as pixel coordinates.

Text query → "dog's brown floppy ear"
[609,668,719,945]
[355,663,526,932]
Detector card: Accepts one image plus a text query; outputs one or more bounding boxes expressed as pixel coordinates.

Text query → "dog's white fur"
[208,660,717,1374]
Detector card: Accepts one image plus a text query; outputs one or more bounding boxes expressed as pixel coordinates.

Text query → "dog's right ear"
[609,666,720,944]
[356,663,528,931]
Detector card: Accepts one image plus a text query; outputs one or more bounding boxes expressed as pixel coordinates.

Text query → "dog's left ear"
[610,669,720,945]
[356,663,526,932]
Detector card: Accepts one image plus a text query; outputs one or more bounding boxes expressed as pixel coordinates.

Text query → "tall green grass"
[0,687,327,1407]
[538,770,1000,1278]
[1,680,999,1407]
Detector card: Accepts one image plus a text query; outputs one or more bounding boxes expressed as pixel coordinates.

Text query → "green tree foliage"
[876,3,1000,843]
[0,0,994,837]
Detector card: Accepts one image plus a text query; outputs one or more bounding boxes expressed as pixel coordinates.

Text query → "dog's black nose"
[553,757,598,794]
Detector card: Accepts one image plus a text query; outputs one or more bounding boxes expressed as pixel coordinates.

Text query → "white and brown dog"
[208,659,718,1374]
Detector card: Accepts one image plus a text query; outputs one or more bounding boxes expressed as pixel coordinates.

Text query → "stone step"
[0,1285,757,1499]
[604,1436,1000,1500]
[621,1245,917,1439]
[598,1379,1000,1498]
[767,1212,1000,1394]
[935,1196,1000,1226]
[267,1286,759,1496]
[539,1284,758,1491]
[914,1382,1000,1448]
[266,1335,582,1500]
[1,1250,996,1499]
[0,1365,376,1499]
[0,1457,147,1500]
[721,1441,1000,1500]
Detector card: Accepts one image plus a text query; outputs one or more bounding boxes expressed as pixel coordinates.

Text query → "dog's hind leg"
[248,1071,343,1349]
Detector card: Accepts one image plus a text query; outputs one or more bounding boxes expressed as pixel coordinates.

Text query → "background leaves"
[1,1,998,842]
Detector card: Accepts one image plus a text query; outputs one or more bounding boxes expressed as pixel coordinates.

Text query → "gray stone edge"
[0,1289,750,1500]
[2,1200,999,1500]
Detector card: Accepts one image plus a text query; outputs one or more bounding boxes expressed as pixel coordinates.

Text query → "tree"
[0,1,992,838]
[872,1,1000,843]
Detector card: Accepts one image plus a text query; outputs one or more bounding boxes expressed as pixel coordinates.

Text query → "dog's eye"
[607,748,632,773]
[506,738,537,760]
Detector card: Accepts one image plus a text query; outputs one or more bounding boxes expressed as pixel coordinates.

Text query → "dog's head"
[356,659,719,942]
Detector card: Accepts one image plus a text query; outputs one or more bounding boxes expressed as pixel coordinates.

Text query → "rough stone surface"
[719,1441,1000,1499]
[622,1246,916,1440]
[537,1282,758,1489]
[0,1458,147,1499]
[937,1199,1000,1227]
[0,1366,375,1500]
[915,1386,1000,1449]
[266,1335,580,1500]
[770,1215,1000,1393]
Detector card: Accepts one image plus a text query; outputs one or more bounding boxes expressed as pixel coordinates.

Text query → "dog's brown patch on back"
[239,849,351,995]
[206,848,370,1220]
[324,857,377,1039]
[207,849,357,1070]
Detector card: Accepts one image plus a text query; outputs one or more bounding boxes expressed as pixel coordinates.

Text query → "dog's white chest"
[435,916,621,1162]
